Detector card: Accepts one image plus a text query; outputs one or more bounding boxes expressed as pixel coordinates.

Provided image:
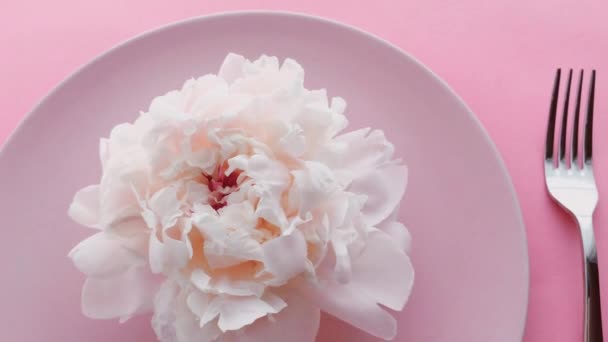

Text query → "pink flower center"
[204,164,242,211]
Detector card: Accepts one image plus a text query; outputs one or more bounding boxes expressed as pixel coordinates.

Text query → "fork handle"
[586,259,603,341]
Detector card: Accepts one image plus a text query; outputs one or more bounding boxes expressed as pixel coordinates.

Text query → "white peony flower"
[68,54,414,342]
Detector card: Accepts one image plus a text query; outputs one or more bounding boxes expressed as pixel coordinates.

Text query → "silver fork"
[545,68,602,341]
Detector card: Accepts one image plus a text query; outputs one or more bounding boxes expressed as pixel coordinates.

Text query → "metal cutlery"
[544,68,602,341]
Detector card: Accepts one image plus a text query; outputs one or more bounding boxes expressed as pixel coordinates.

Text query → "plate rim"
[0,10,529,339]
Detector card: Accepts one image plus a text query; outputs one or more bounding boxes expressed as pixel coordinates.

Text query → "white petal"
[69,232,143,277]
[152,280,179,342]
[191,269,212,291]
[219,53,246,83]
[247,154,290,186]
[100,169,146,227]
[296,279,397,341]
[255,195,288,229]
[291,161,338,214]
[179,291,222,341]
[163,232,191,271]
[192,268,264,297]
[186,181,210,203]
[283,213,311,235]
[187,148,218,175]
[188,74,230,111]
[190,292,283,332]
[235,289,320,342]
[81,266,158,320]
[177,318,222,342]
[261,292,288,313]
[148,229,191,274]
[213,277,266,297]
[330,96,347,115]
[325,128,395,178]
[148,92,187,120]
[246,55,279,76]
[218,202,257,231]
[204,230,263,269]
[69,185,101,228]
[203,251,243,270]
[324,194,350,230]
[141,207,158,230]
[279,123,306,158]
[263,230,308,283]
[187,291,217,327]
[159,160,188,180]
[226,154,249,175]
[216,296,282,332]
[107,122,138,147]
[281,58,304,79]
[149,232,164,274]
[348,164,407,226]
[351,230,414,311]
[131,183,157,229]
[107,217,150,257]
[177,314,221,342]
[149,186,183,230]
[331,234,352,284]
[378,221,411,253]
[197,207,263,269]
[99,138,109,170]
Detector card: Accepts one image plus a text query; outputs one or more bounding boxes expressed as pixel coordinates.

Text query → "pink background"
[2,1,608,341]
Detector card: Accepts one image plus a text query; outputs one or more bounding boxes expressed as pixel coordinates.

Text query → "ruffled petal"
[186,291,217,327]
[348,164,407,226]
[190,269,211,291]
[69,232,144,277]
[218,53,247,83]
[154,282,222,342]
[233,289,320,342]
[255,195,288,230]
[191,269,265,297]
[152,280,179,342]
[193,203,263,269]
[68,185,101,228]
[99,138,109,170]
[163,231,191,271]
[378,221,411,254]
[81,266,159,320]
[212,277,266,297]
[204,237,263,269]
[216,295,284,332]
[149,232,164,274]
[149,186,183,230]
[262,230,308,283]
[280,129,306,158]
[246,154,291,187]
[188,293,284,332]
[186,148,218,175]
[331,233,353,284]
[322,128,395,179]
[296,279,397,341]
[104,217,150,258]
[176,311,222,342]
[351,230,414,311]
[291,161,338,215]
[149,228,192,275]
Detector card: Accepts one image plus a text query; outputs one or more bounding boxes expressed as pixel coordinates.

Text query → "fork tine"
[545,69,561,161]
[559,69,573,161]
[572,70,584,166]
[584,70,596,164]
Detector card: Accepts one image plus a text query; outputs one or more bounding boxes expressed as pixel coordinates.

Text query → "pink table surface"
[2,1,608,341]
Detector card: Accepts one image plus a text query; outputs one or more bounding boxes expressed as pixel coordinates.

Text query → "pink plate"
[0,12,528,342]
